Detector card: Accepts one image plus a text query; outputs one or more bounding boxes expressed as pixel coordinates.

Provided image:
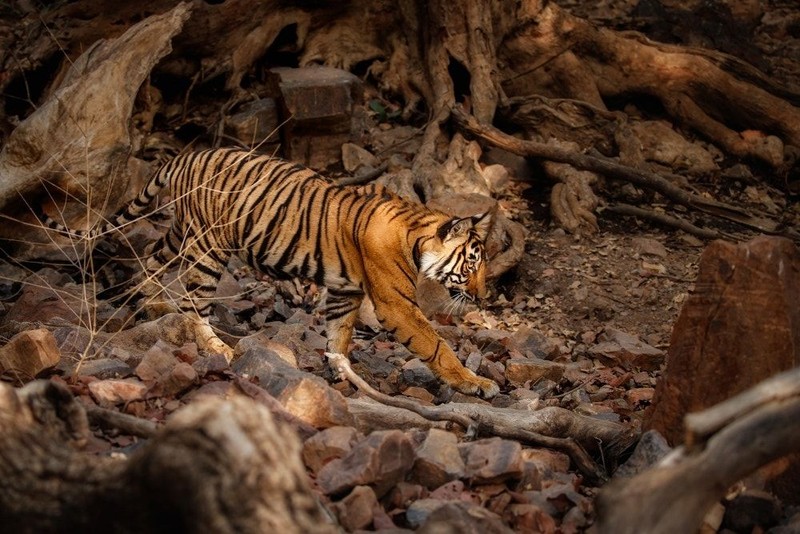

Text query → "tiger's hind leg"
[324,288,365,355]
[132,226,183,319]
[177,243,234,361]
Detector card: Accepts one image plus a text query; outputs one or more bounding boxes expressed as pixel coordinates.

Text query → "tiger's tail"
[37,154,174,240]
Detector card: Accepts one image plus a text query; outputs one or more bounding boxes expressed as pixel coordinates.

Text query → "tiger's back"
[129,148,500,398]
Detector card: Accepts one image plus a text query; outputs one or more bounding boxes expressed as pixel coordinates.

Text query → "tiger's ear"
[437,217,473,241]
[470,209,494,241]
[437,209,495,242]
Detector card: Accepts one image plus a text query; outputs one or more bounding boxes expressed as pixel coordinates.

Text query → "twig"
[603,203,724,240]
[85,404,158,438]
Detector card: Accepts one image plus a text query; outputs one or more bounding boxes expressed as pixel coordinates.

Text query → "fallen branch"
[603,203,725,240]
[326,352,635,483]
[451,106,782,236]
[85,404,158,438]
[595,366,800,534]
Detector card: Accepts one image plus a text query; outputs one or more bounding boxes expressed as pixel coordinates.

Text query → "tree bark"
[595,367,800,534]
[0,379,336,533]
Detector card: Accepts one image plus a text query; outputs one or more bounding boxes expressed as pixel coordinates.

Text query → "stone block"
[411,429,465,489]
[458,437,523,484]
[224,98,280,148]
[0,328,61,378]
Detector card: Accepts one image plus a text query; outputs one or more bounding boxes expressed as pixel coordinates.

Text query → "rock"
[508,504,557,534]
[88,378,148,407]
[507,326,561,360]
[646,236,800,502]
[234,346,352,428]
[156,361,198,397]
[317,430,415,497]
[406,499,452,529]
[588,328,665,371]
[302,426,359,473]
[268,66,363,169]
[135,340,179,381]
[278,376,354,429]
[387,482,425,509]
[0,328,61,378]
[418,502,512,534]
[401,359,439,391]
[613,430,672,478]
[332,485,380,532]
[411,429,466,489]
[481,164,510,193]
[342,143,378,172]
[629,120,718,174]
[402,386,435,404]
[624,387,655,408]
[224,98,280,149]
[74,357,133,379]
[504,358,565,386]
[632,237,668,258]
[722,490,783,533]
[459,437,523,484]
[234,331,298,367]
[519,448,571,479]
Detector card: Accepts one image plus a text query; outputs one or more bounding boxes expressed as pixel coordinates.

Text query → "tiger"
[44,147,500,398]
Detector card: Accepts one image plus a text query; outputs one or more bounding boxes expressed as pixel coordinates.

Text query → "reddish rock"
[646,236,800,502]
[402,386,435,404]
[279,376,354,429]
[0,328,61,378]
[504,358,565,386]
[135,341,179,381]
[625,387,655,408]
[507,325,561,360]
[387,482,426,509]
[88,378,148,407]
[302,426,359,473]
[332,485,380,532]
[519,448,571,478]
[418,502,512,533]
[411,429,466,489]
[317,430,415,497]
[508,504,557,534]
[157,361,198,396]
[588,328,665,371]
[459,437,523,484]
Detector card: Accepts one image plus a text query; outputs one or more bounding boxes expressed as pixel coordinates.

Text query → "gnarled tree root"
[0,380,336,533]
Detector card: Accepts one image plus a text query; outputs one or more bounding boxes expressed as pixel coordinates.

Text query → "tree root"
[452,106,790,239]
[603,203,725,240]
[325,352,636,484]
[0,379,336,533]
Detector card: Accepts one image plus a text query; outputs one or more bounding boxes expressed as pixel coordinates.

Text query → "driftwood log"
[595,366,800,534]
[0,379,336,533]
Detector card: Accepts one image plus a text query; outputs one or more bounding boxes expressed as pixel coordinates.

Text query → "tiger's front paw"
[450,371,500,399]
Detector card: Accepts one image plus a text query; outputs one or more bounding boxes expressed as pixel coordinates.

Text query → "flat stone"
[589,328,664,371]
[88,378,148,407]
[302,426,359,473]
[75,357,133,379]
[508,504,557,534]
[342,143,378,172]
[317,430,415,497]
[411,429,466,489]
[504,358,565,386]
[135,340,179,382]
[458,437,523,484]
[401,359,439,391]
[507,325,561,360]
[234,331,298,367]
[613,430,671,479]
[519,448,571,478]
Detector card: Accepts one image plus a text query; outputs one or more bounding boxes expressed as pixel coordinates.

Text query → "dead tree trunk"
[595,366,800,534]
[0,380,336,533]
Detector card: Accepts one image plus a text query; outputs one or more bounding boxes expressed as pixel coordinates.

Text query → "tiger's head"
[419,211,493,302]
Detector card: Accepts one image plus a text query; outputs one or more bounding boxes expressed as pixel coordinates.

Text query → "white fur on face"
[419,251,440,279]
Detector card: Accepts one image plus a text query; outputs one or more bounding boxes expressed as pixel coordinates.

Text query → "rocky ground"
[1,0,799,532]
